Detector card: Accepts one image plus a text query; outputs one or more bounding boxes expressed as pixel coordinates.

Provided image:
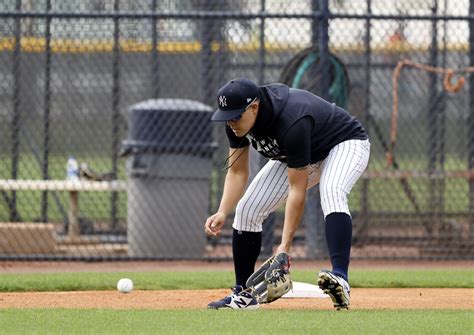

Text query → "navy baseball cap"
[211,78,259,122]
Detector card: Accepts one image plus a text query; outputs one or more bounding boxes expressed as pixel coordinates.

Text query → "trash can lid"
[129,99,213,112]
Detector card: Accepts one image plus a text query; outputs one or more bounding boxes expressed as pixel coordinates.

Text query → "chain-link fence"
[0,0,473,260]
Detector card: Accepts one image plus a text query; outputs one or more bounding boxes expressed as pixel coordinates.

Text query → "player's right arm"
[205,146,250,236]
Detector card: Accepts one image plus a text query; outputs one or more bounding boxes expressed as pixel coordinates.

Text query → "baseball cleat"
[317,270,350,310]
[207,285,260,310]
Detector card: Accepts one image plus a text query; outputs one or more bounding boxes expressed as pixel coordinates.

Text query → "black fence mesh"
[0,0,473,260]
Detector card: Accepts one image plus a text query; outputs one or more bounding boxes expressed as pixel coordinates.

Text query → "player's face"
[227,100,259,137]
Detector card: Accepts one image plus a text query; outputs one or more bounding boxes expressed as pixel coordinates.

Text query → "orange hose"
[388,60,474,167]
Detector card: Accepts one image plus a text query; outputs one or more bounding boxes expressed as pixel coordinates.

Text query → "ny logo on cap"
[219,95,227,107]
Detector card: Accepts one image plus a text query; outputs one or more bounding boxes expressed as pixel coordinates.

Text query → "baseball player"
[204,78,370,310]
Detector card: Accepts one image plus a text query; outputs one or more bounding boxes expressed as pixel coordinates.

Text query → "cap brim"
[211,107,245,122]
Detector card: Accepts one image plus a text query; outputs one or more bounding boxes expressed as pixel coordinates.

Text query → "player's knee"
[233,201,265,232]
[321,185,347,201]
[320,186,349,214]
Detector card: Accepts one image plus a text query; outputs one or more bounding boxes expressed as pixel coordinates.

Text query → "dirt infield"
[0,288,472,310]
[1,260,472,310]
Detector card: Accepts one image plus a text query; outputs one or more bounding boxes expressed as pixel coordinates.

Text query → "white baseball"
[117,278,134,293]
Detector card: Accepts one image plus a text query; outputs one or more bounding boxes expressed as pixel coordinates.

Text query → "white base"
[282,281,329,299]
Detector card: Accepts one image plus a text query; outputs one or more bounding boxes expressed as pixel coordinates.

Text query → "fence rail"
[2,10,474,21]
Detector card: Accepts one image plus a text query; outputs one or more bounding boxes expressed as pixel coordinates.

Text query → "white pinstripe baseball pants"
[233,139,370,232]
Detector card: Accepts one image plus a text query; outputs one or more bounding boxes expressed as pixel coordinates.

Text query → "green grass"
[0,269,472,334]
[0,309,472,335]
[0,269,472,292]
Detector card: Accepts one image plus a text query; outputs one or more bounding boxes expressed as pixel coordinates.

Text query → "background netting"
[0,0,473,260]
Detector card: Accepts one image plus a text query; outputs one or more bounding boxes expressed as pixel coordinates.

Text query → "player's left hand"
[246,252,292,304]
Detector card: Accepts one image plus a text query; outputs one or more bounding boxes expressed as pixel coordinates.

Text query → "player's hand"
[204,211,226,236]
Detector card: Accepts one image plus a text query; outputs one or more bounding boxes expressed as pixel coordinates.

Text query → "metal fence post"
[304,0,320,259]
[438,1,448,235]
[305,0,330,259]
[428,0,440,234]
[200,0,214,106]
[318,0,330,99]
[111,0,121,230]
[258,0,266,85]
[469,0,474,245]
[10,0,22,222]
[151,0,159,98]
[41,0,52,223]
[359,0,372,239]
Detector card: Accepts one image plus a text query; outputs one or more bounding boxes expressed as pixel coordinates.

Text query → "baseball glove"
[245,252,292,304]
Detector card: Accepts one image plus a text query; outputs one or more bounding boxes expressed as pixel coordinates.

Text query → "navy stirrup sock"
[232,228,262,288]
[325,212,352,281]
